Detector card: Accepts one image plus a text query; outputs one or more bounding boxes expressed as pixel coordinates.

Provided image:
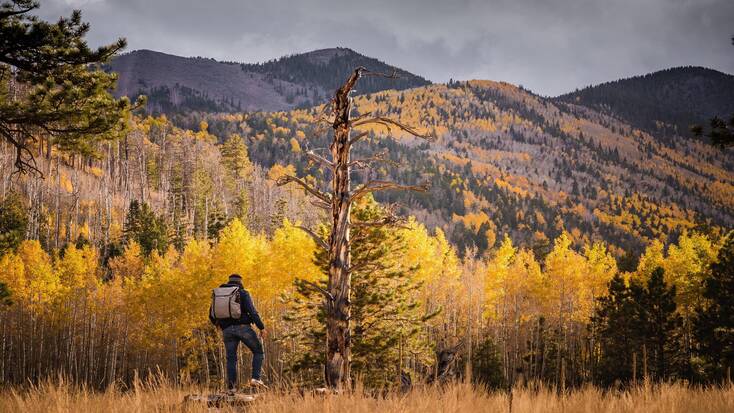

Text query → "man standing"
[209,274,267,391]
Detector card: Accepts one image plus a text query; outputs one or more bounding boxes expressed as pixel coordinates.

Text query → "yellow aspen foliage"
[109,241,145,281]
[267,163,296,181]
[289,137,302,153]
[0,252,27,301]
[484,235,516,319]
[16,240,60,307]
[409,223,464,337]
[56,244,100,291]
[179,238,215,291]
[579,242,617,319]
[635,239,665,281]
[145,246,180,285]
[129,247,181,348]
[508,248,543,322]
[484,236,543,322]
[663,232,718,314]
[265,219,320,297]
[155,246,206,339]
[400,220,462,311]
[434,228,461,282]
[211,218,267,294]
[88,166,104,177]
[543,232,587,323]
[59,173,74,193]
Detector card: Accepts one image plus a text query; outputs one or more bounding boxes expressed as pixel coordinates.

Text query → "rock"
[183,392,258,408]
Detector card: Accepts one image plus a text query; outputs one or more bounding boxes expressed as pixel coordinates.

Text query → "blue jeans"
[222,324,264,388]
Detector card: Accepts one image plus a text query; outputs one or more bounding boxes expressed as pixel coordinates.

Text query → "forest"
[1,1,733,411]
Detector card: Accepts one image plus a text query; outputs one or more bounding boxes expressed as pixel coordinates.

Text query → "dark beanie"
[228,274,243,284]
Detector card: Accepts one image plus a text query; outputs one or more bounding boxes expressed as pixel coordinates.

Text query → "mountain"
[175,79,733,257]
[556,67,734,139]
[107,48,430,113]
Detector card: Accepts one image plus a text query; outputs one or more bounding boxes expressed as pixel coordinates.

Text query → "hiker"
[209,274,267,391]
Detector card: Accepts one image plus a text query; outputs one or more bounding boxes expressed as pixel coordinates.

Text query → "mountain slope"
[107,48,430,113]
[179,79,733,256]
[556,67,734,139]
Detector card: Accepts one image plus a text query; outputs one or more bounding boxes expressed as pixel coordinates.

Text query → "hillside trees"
[185,78,732,261]
[0,0,142,174]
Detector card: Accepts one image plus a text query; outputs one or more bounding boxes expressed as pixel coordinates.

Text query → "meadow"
[2,379,733,413]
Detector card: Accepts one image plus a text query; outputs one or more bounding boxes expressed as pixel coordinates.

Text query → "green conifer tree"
[0,192,27,255]
[695,234,734,380]
[284,197,435,388]
[639,268,683,381]
[123,200,168,256]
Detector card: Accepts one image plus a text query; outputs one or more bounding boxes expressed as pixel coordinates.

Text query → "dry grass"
[1,379,733,413]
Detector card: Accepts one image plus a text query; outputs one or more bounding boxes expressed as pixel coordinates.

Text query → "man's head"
[228,274,243,286]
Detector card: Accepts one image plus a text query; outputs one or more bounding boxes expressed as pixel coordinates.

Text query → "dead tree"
[277,67,432,389]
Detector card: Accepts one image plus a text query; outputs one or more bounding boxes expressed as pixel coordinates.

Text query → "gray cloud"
[38,0,734,96]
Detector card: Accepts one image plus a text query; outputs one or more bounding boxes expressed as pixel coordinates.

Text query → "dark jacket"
[209,282,265,330]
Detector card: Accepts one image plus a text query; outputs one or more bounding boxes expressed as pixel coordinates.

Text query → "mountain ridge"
[556,66,734,139]
[107,48,430,113]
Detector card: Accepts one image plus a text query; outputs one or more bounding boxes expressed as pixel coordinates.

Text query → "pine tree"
[285,197,435,388]
[593,267,683,386]
[0,282,11,306]
[0,0,142,174]
[0,192,27,255]
[694,234,734,380]
[639,267,682,381]
[591,274,640,386]
[469,337,506,390]
[123,200,169,256]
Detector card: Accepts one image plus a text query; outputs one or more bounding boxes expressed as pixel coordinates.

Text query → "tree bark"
[323,68,363,389]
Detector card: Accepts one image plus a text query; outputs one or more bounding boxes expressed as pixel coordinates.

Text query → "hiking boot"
[250,379,268,389]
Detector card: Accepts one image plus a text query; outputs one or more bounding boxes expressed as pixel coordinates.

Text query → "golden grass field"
[2,379,733,413]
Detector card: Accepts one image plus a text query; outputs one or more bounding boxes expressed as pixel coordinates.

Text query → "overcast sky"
[38,0,734,96]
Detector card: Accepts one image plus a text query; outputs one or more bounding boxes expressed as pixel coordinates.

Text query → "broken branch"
[299,279,334,301]
[351,116,435,140]
[295,225,329,251]
[348,149,398,170]
[305,149,334,170]
[350,180,430,202]
[276,175,331,204]
[348,131,369,146]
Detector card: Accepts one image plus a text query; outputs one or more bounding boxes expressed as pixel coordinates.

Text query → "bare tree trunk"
[278,67,431,389]
[323,68,360,389]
